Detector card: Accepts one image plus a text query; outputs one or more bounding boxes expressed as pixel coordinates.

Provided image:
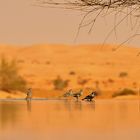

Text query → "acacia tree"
[36,0,140,50]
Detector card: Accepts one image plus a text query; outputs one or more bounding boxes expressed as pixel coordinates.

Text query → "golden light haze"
[0,44,140,99]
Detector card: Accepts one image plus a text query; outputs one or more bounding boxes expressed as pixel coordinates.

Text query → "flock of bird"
[26,88,97,101]
[63,89,97,101]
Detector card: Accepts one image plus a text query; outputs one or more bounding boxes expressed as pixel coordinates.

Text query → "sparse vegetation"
[95,80,100,88]
[17,59,24,63]
[132,82,137,88]
[102,80,108,87]
[106,62,112,65]
[78,77,89,87]
[112,88,136,98]
[0,57,26,92]
[90,63,95,65]
[32,60,40,64]
[69,71,76,75]
[119,72,128,78]
[53,76,69,90]
[108,78,114,83]
[46,61,50,65]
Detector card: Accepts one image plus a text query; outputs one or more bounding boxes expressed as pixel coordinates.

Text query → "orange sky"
[0,0,140,47]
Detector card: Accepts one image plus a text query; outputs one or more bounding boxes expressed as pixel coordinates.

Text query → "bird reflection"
[73,101,83,111]
[63,99,72,111]
[63,100,83,111]
[87,100,96,111]
[138,100,140,112]
[63,99,96,112]
[26,100,32,112]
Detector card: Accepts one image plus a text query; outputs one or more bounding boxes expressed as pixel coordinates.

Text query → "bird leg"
[77,96,79,101]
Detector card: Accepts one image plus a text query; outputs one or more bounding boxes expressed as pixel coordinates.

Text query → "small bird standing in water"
[26,88,32,100]
[72,89,83,101]
[63,89,73,97]
[82,91,97,101]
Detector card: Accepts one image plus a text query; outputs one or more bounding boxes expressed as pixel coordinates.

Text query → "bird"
[72,89,83,100]
[63,89,73,97]
[26,88,32,100]
[82,91,97,101]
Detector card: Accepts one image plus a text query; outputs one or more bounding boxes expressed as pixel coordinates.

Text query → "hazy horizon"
[0,0,140,47]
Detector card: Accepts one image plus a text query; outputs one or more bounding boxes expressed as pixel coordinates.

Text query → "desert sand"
[0,44,140,99]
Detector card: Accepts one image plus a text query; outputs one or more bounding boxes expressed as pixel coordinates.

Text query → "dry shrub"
[17,59,25,63]
[69,71,76,75]
[53,76,69,90]
[108,78,114,83]
[46,61,51,65]
[0,57,26,92]
[112,88,136,97]
[119,72,128,78]
[78,78,89,87]
[132,82,137,88]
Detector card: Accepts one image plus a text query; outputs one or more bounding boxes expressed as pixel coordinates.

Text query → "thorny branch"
[35,0,140,52]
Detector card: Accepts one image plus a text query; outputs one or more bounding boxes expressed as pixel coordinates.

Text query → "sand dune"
[0,44,140,98]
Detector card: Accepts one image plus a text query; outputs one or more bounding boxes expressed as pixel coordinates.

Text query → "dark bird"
[26,88,32,100]
[72,89,83,100]
[63,89,73,97]
[82,91,97,101]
